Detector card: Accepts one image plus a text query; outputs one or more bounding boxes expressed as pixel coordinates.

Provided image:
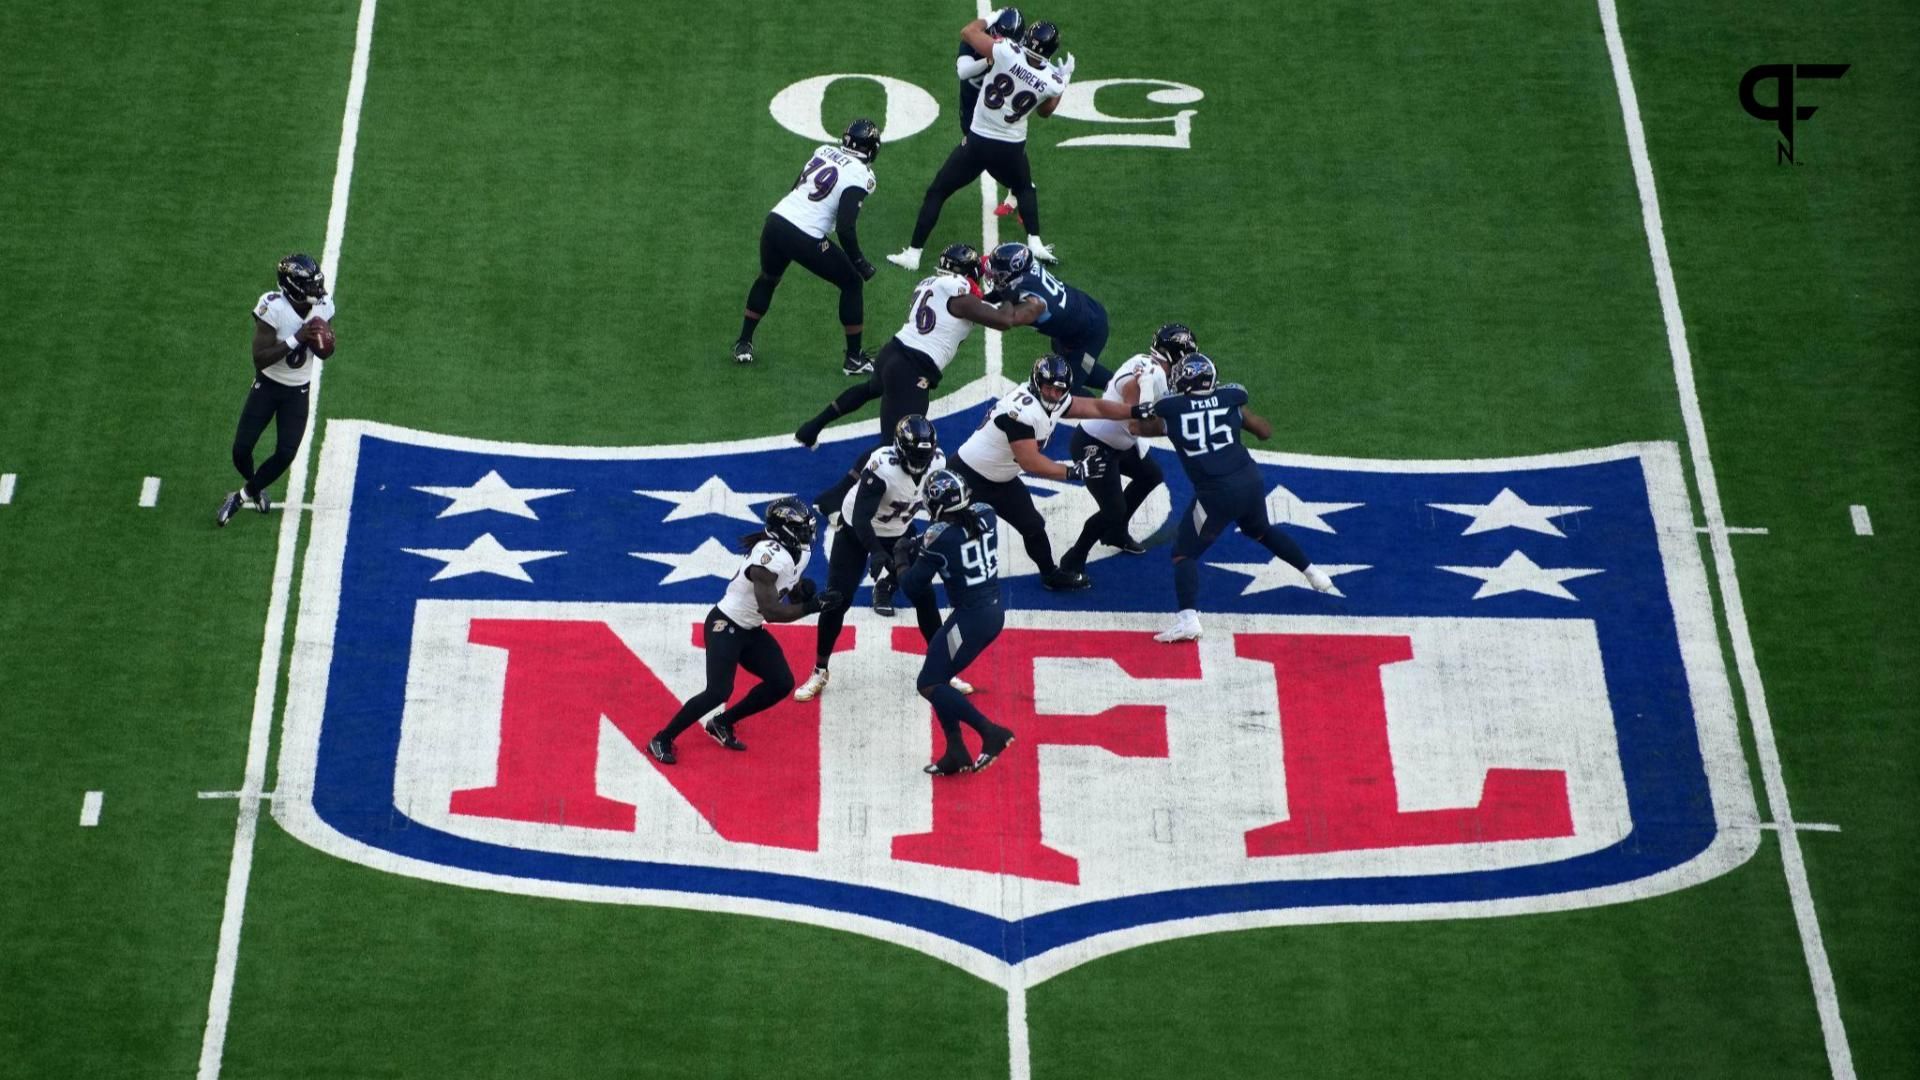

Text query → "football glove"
[1063,446,1108,483]
[1060,51,1077,78]
[1130,400,1156,421]
[790,577,819,605]
[811,588,844,613]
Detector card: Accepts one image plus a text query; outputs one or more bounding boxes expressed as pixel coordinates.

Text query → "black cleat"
[923,751,972,776]
[872,577,896,617]
[705,719,747,751]
[1101,533,1147,555]
[794,419,824,450]
[1042,568,1092,592]
[973,728,1016,774]
[732,339,756,365]
[646,736,677,765]
[216,490,244,528]
[248,488,272,514]
[842,350,875,377]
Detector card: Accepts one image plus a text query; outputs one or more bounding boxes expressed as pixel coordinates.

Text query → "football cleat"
[1154,609,1204,643]
[794,668,830,702]
[1101,533,1147,555]
[216,490,244,528]
[871,579,895,617]
[247,488,272,514]
[646,736,677,765]
[705,718,747,750]
[841,117,882,162]
[1305,566,1336,593]
[731,339,756,364]
[993,200,1020,220]
[843,350,875,377]
[794,420,823,450]
[972,727,1016,773]
[1025,237,1058,264]
[1042,567,1091,591]
[949,676,976,696]
[923,751,972,777]
[763,496,818,552]
[886,248,923,271]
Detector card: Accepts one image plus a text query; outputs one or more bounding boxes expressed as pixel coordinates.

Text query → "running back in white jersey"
[1079,353,1168,451]
[842,446,949,538]
[968,39,1068,143]
[716,540,811,629]
[253,290,337,388]
[957,385,1064,483]
[771,145,876,238]
[894,273,981,371]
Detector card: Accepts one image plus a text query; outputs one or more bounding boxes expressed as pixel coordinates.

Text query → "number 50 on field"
[770,73,1205,150]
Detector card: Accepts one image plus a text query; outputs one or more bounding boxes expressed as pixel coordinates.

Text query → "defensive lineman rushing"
[219,253,336,527]
[795,416,977,701]
[1137,355,1336,642]
[646,498,839,765]
[889,17,1073,271]
[897,470,1017,775]
[734,119,883,376]
[951,355,1134,590]
[1059,323,1197,574]
[982,240,1113,392]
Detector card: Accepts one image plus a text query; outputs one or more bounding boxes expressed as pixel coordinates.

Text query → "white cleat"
[1153,609,1203,643]
[794,668,830,702]
[949,676,976,696]
[1026,237,1058,263]
[1305,566,1336,593]
[886,247,923,271]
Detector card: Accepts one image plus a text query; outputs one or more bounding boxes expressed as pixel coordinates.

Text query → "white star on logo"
[403,533,566,583]
[1429,488,1589,537]
[414,470,572,520]
[631,536,745,585]
[1265,484,1363,533]
[636,476,789,524]
[1438,550,1604,600]
[1212,560,1371,597]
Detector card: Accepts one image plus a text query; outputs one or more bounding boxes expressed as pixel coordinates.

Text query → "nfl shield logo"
[278,381,1757,984]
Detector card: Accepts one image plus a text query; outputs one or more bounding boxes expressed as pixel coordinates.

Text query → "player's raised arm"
[960,18,996,55]
[1063,395,1133,422]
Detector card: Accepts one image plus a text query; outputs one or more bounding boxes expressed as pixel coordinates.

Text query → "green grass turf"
[1,0,1913,1076]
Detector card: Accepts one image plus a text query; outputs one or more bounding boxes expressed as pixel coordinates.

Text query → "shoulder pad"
[923,521,949,544]
[254,292,282,318]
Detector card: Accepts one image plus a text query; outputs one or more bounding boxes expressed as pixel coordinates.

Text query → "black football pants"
[232,375,310,496]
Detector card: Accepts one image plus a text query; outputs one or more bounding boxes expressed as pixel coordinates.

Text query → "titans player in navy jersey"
[983,242,1112,393]
[897,470,1017,775]
[1138,355,1335,642]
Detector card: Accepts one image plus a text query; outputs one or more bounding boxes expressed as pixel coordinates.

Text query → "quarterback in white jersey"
[1060,324,1199,573]
[219,253,338,528]
[794,417,979,703]
[887,18,1074,272]
[734,118,882,376]
[951,354,1134,591]
[646,498,835,765]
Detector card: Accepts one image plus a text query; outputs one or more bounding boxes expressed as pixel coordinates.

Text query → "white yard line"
[0,473,16,504]
[80,791,104,827]
[139,476,162,508]
[1695,525,1767,536]
[1596,3,1853,1076]
[194,3,378,1077]
[1849,505,1872,536]
[980,165,1005,381]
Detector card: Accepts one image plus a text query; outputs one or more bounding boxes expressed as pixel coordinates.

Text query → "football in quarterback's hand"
[300,317,336,357]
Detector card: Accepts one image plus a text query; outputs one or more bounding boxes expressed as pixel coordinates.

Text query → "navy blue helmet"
[985,241,1032,292]
[276,253,325,304]
[842,118,882,162]
[990,7,1025,39]
[1170,354,1218,395]
[922,469,971,521]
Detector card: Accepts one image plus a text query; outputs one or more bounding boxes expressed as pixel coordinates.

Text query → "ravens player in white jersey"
[1059,323,1197,573]
[734,119,882,376]
[889,19,1073,271]
[953,355,1133,590]
[958,8,1027,220]
[646,498,839,765]
[219,253,336,527]
[1135,355,1336,643]
[794,416,980,703]
[897,470,1016,775]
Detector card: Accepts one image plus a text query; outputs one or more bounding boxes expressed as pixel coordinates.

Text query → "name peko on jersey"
[1079,353,1168,452]
[957,385,1064,483]
[843,446,948,539]
[1151,383,1255,482]
[772,144,876,239]
[253,290,337,388]
[895,273,982,372]
[969,39,1068,143]
[716,540,812,629]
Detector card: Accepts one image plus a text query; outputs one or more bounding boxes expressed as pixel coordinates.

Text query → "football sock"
[1174,556,1201,610]
[1016,184,1041,234]
[845,331,862,357]
[738,313,760,343]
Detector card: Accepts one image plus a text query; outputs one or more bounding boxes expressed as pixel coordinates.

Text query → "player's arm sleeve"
[848,474,886,550]
[835,187,869,264]
[993,414,1038,442]
[902,547,943,602]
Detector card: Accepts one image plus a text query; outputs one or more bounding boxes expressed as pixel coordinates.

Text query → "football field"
[1,0,1915,1077]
